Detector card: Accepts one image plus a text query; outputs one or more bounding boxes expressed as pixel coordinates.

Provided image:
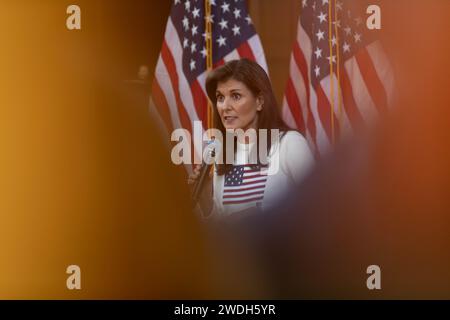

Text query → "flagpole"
[205,0,215,181]
[333,0,343,134]
[205,0,213,133]
[328,0,335,145]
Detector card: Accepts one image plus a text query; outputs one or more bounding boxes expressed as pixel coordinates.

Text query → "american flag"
[223,164,268,205]
[281,0,395,158]
[151,0,268,171]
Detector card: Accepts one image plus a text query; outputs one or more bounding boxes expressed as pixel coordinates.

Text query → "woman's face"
[215,78,263,131]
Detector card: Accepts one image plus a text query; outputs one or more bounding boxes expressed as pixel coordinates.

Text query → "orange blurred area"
[0,1,213,299]
[246,0,450,299]
[0,0,449,299]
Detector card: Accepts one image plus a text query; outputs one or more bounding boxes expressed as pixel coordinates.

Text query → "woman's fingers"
[188,175,196,184]
[187,166,201,185]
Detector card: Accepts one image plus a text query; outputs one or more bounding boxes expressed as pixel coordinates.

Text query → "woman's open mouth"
[223,116,238,123]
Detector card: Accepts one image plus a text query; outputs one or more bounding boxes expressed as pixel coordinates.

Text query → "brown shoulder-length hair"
[205,58,291,175]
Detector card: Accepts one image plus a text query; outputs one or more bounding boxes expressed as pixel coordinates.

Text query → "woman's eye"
[216,95,224,102]
[232,93,241,100]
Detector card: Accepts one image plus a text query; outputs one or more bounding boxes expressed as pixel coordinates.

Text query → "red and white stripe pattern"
[282,0,395,158]
[151,0,268,173]
[223,164,268,205]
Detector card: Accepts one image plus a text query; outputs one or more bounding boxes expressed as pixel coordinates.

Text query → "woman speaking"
[189,59,314,218]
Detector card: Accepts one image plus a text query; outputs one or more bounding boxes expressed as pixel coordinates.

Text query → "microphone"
[191,139,221,205]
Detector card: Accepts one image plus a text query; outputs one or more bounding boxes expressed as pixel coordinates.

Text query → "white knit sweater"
[211,131,314,216]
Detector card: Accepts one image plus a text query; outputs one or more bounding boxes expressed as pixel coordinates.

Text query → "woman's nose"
[222,97,233,110]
